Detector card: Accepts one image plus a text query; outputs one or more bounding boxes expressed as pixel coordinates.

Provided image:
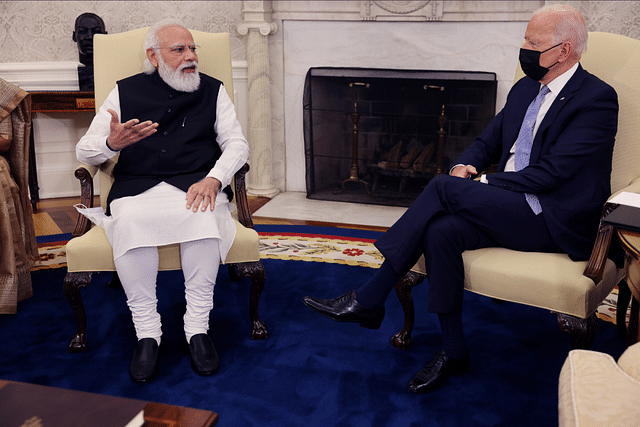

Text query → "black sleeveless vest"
[107,71,232,210]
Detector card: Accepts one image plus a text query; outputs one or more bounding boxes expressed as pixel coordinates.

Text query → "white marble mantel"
[269,1,539,192]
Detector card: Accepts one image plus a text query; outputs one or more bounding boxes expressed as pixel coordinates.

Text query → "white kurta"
[76,81,249,261]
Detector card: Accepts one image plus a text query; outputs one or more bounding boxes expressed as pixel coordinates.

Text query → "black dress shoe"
[302,290,385,329]
[129,338,159,383]
[189,334,220,376]
[408,349,470,394]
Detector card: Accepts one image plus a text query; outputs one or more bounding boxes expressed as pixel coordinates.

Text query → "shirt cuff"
[105,138,120,152]
[206,170,227,189]
[480,174,488,184]
[449,164,465,175]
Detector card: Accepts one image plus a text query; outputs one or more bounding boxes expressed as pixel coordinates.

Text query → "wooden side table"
[28,91,95,211]
[617,228,640,345]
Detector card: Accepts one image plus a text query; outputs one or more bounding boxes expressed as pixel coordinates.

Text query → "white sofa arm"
[559,343,640,427]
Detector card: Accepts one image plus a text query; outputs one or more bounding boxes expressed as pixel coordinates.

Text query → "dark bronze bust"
[73,13,107,91]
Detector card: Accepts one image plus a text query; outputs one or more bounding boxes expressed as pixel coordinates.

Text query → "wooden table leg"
[28,122,39,212]
[628,297,640,346]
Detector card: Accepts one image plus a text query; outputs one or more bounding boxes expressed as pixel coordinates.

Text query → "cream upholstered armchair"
[558,342,640,426]
[63,28,267,352]
[391,32,640,351]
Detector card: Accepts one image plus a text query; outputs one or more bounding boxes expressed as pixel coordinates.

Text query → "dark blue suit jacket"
[452,65,618,261]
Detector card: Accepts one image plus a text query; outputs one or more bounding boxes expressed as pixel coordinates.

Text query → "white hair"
[534,4,588,58]
[143,18,187,74]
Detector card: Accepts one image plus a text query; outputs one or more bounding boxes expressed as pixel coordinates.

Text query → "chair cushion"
[66,219,260,273]
[558,347,640,427]
[411,248,624,318]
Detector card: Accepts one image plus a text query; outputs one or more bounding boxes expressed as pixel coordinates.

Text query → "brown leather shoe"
[408,349,470,394]
[189,334,220,376]
[129,338,159,383]
[302,290,385,329]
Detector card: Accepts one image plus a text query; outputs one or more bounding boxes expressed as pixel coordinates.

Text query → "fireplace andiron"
[335,82,371,195]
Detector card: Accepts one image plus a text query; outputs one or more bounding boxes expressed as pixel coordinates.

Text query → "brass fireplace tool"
[335,82,371,195]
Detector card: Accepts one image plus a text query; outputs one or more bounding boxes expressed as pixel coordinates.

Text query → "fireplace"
[304,67,497,207]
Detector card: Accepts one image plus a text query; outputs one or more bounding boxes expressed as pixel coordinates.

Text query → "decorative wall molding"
[0,61,249,92]
[0,62,81,92]
[360,1,443,21]
[238,0,278,36]
[271,1,543,22]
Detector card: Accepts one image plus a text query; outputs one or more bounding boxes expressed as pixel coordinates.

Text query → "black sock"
[355,261,402,309]
[438,311,467,360]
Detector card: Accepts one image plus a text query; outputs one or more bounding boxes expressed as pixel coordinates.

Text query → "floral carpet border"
[258,232,383,268]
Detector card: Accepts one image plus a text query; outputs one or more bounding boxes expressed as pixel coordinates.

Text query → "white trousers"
[114,238,221,344]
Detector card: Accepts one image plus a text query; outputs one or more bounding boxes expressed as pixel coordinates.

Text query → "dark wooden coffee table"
[0,380,218,426]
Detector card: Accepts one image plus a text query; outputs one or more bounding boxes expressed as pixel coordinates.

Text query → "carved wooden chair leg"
[391,271,425,350]
[556,312,598,350]
[235,261,268,340]
[616,279,632,340]
[63,271,94,353]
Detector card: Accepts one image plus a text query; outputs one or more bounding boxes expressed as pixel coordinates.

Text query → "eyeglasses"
[154,44,199,56]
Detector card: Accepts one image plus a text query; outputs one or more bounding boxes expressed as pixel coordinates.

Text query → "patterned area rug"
[35,226,625,325]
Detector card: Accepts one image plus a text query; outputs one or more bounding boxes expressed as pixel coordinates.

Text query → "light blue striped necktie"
[514,85,551,215]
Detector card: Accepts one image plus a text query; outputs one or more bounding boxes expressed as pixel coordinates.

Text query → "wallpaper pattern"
[0,1,246,63]
[549,1,640,40]
[1,1,639,65]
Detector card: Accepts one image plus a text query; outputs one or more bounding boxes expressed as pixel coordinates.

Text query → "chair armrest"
[71,166,96,238]
[583,177,640,282]
[584,206,616,282]
[75,163,98,178]
[233,163,254,229]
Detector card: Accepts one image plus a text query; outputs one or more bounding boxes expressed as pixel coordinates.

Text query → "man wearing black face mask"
[303,4,618,394]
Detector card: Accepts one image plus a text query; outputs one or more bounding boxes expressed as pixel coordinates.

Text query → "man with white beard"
[76,19,250,383]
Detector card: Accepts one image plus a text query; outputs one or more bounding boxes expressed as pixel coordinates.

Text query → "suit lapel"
[531,65,587,160]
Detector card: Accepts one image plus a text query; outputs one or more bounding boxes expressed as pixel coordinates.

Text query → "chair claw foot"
[391,330,413,350]
[68,333,87,353]
[251,320,268,340]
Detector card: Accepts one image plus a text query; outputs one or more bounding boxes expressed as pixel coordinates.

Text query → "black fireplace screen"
[303,67,497,207]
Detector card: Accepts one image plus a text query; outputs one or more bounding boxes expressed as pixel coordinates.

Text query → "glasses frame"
[153,44,200,56]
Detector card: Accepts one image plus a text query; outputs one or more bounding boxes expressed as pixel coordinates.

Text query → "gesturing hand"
[186,177,222,212]
[106,109,158,151]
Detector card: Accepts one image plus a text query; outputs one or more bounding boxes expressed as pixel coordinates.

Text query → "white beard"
[157,55,200,93]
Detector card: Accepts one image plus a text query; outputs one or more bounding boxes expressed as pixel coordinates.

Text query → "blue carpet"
[1,232,627,426]
[36,233,72,244]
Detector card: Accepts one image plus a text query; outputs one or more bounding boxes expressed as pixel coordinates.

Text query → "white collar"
[545,62,579,96]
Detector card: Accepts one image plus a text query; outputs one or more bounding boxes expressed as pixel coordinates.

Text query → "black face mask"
[519,42,562,81]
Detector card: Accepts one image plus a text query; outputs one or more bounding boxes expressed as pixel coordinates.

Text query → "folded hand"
[451,165,478,179]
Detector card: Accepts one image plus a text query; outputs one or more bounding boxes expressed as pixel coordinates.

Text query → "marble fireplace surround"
[271,1,540,193]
